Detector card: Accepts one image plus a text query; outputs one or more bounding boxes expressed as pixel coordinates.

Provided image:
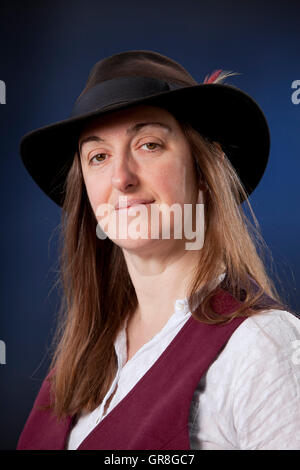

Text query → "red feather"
[203,69,224,84]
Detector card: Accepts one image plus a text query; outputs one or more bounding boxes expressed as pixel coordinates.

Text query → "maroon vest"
[17,287,257,450]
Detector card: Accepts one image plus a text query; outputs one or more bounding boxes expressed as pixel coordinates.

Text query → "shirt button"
[96,417,100,424]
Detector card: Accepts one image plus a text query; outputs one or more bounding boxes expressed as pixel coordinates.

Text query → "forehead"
[79,104,178,138]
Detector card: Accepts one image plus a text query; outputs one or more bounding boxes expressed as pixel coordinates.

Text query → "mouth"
[115,199,155,211]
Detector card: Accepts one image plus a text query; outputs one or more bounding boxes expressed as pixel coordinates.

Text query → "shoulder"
[226,308,300,353]
[227,310,300,448]
[212,309,300,383]
[202,308,300,417]
[192,310,300,449]
[205,307,300,376]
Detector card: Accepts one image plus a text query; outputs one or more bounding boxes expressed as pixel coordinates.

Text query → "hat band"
[70,76,184,118]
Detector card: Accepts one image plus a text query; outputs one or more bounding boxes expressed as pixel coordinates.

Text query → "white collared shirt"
[67,287,300,450]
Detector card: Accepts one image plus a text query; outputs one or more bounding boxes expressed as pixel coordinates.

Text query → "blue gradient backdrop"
[0,0,299,449]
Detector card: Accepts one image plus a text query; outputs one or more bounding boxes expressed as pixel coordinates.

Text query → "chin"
[110,235,160,252]
[97,215,178,252]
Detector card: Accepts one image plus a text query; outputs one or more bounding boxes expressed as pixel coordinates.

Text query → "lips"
[115,198,155,210]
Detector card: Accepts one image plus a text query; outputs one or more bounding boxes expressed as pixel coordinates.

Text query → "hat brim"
[20,83,270,207]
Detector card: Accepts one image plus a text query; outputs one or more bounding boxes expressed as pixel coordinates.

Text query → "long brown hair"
[48,115,289,419]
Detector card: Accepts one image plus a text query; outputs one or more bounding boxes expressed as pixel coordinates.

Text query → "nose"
[111,150,139,192]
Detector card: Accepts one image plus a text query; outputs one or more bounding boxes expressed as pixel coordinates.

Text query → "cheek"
[83,174,109,213]
[155,156,194,203]
[153,168,173,190]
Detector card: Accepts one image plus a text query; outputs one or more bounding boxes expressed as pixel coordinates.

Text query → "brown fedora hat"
[20,50,270,206]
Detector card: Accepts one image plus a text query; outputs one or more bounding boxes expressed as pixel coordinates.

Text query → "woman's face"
[79,104,200,253]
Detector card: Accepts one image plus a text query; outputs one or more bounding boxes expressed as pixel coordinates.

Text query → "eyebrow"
[79,121,172,155]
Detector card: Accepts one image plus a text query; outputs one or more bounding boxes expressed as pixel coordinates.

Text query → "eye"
[89,153,108,165]
[140,142,162,151]
[88,142,162,166]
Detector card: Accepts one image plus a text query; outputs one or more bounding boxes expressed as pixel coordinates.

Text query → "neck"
[122,240,201,327]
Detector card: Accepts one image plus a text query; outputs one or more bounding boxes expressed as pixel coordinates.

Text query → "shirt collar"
[114,272,226,362]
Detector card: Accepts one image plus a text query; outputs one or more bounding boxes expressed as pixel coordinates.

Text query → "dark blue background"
[0,0,299,450]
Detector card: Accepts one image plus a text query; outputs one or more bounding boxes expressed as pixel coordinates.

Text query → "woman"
[17,50,300,450]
